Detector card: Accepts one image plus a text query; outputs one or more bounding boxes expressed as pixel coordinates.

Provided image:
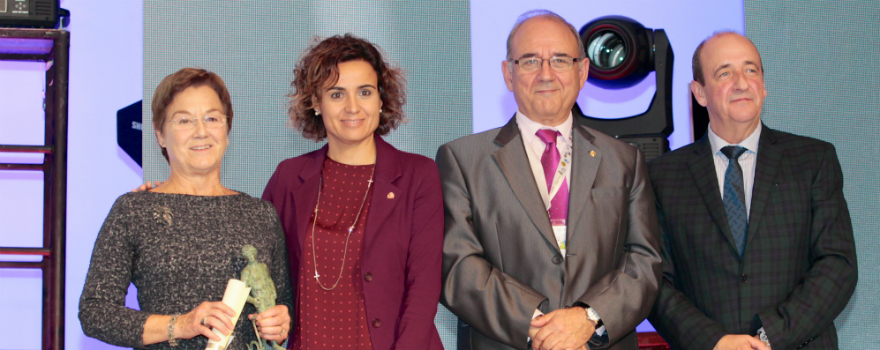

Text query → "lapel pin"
[387,192,395,199]
[590,150,596,157]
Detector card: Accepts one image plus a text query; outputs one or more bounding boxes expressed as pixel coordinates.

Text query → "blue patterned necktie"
[721,145,748,256]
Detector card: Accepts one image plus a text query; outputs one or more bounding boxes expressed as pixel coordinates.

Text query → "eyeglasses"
[511,56,580,72]
[168,114,227,130]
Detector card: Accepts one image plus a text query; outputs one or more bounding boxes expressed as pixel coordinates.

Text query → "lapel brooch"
[153,205,173,226]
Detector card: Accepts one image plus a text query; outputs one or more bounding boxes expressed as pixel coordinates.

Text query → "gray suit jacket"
[437,116,662,350]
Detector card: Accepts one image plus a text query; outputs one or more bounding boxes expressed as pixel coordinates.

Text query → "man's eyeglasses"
[169,114,227,130]
[510,56,580,72]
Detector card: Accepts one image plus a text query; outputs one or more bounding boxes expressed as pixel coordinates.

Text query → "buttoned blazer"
[262,135,444,350]
[646,125,858,350]
[437,116,662,350]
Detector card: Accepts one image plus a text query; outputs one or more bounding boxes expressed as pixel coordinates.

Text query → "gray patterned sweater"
[79,191,292,349]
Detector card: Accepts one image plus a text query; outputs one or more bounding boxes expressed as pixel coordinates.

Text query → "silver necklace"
[310,164,375,291]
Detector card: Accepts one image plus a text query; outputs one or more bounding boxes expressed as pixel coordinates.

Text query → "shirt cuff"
[595,324,606,336]
[757,327,771,347]
[527,309,544,342]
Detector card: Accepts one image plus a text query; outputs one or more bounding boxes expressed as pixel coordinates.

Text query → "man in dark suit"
[437,10,661,350]
[647,32,858,350]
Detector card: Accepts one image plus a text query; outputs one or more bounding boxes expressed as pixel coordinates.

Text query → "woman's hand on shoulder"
[132,181,163,192]
[177,301,236,341]
[249,305,291,342]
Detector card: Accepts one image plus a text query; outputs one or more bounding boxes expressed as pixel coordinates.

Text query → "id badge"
[551,218,567,258]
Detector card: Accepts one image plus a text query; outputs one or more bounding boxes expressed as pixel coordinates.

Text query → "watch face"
[587,307,601,322]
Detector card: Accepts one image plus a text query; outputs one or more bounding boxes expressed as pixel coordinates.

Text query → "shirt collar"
[516,110,573,145]
[708,122,762,156]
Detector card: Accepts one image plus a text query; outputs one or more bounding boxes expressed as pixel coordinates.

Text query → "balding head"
[506,10,586,61]
[690,31,767,143]
[693,31,764,85]
[502,10,589,127]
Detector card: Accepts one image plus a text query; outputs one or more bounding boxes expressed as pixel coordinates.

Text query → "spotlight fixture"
[575,16,674,161]
[0,0,69,29]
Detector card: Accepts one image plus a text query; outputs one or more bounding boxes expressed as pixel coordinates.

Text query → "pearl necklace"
[310,164,375,291]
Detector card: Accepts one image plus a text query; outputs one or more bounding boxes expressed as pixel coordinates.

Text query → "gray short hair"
[505,9,586,62]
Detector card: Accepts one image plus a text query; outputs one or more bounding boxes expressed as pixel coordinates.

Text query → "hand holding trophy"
[241,245,289,350]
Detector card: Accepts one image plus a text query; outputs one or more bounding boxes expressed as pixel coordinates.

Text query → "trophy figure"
[240,245,286,350]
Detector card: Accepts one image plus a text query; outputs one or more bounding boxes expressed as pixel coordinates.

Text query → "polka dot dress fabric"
[294,158,374,350]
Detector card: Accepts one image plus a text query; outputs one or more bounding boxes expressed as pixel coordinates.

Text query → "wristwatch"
[585,306,603,327]
[574,302,603,327]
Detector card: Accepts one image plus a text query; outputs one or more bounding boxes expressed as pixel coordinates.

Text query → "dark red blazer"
[263,135,444,350]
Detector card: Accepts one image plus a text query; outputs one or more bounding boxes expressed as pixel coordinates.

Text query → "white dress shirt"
[706,123,771,345]
[707,122,762,217]
[515,111,572,210]
[516,111,606,338]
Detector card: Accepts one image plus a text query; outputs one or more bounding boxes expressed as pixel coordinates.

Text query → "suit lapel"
[364,136,401,254]
[291,146,325,254]
[688,135,740,255]
[744,125,781,249]
[492,117,557,251]
[566,123,601,247]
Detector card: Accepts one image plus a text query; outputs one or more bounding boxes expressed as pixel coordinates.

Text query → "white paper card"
[205,279,251,350]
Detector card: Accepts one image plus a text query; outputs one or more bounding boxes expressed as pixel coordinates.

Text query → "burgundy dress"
[294,158,374,350]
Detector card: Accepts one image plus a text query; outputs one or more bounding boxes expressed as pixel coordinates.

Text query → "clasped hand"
[528,308,594,350]
[713,334,771,350]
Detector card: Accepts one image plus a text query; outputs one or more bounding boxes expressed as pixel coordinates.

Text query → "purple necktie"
[535,129,569,221]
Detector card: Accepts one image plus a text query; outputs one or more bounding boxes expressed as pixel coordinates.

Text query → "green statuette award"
[241,245,286,350]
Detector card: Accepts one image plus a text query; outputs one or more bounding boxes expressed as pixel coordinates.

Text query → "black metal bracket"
[0,27,69,350]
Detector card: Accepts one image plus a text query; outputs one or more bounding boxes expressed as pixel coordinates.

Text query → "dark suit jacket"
[437,116,662,350]
[647,125,858,350]
[263,135,444,350]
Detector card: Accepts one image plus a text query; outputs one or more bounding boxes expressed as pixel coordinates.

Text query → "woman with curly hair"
[262,34,444,350]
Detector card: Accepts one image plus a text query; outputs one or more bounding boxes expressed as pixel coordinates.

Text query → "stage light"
[582,16,654,89]
[575,16,674,161]
[0,0,69,29]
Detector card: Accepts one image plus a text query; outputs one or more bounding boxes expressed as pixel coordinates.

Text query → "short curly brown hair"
[289,34,406,141]
[151,67,233,162]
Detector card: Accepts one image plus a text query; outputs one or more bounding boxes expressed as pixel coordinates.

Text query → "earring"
[379,109,383,113]
[314,109,321,116]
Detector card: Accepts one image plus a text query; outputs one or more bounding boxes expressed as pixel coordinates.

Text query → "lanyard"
[547,131,573,201]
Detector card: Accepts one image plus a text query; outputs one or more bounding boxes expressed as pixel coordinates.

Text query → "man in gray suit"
[437,10,662,350]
